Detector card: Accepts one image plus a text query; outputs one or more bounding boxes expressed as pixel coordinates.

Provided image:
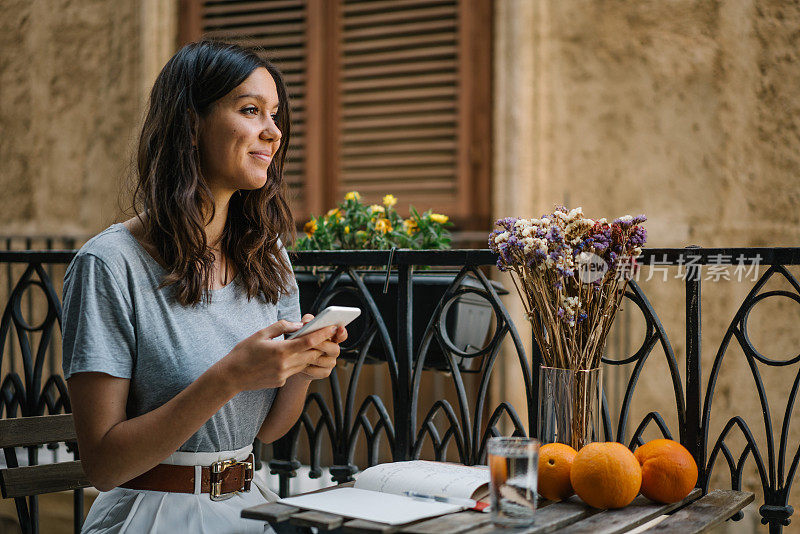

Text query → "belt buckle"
[210,453,254,501]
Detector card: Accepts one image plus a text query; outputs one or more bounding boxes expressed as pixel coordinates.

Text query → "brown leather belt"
[120,453,255,501]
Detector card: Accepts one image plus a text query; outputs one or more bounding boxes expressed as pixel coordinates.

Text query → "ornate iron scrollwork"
[3,247,800,533]
[701,265,800,531]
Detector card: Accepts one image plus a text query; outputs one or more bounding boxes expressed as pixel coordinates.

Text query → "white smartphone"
[285,306,361,340]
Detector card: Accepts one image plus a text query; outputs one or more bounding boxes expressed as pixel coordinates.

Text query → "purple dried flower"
[487,230,502,252]
[498,242,514,266]
[572,237,594,255]
[592,230,611,252]
[613,216,635,230]
[556,266,573,278]
[629,226,647,247]
[495,217,518,232]
[546,226,563,243]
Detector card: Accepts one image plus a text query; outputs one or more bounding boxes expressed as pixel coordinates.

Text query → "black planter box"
[295,271,508,371]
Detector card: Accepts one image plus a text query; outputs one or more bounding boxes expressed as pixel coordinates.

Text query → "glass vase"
[537,366,602,450]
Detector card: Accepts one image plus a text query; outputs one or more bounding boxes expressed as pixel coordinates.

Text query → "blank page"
[279,487,462,525]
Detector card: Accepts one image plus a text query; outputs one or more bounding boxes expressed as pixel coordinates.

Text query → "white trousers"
[81,445,279,534]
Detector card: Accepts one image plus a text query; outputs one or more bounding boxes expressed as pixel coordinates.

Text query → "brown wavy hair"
[134,40,295,306]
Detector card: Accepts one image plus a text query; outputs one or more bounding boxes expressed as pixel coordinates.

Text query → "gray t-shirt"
[61,223,301,452]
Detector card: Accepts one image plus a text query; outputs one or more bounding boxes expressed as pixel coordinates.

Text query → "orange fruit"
[570,442,642,509]
[634,439,698,504]
[538,443,577,501]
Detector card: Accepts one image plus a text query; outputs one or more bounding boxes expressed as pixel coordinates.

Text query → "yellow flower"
[430,213,449,224]
[403,218,418,235]
[326,208,343,220]
[375,218,392,234]
[382,194,398,208]
[344,191,361,201]
[304,220,317,236]
[344,226,350,234]
[368,205,385,216]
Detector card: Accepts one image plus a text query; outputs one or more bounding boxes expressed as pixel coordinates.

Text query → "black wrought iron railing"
[1,236,85,382]
[1,247,799,533]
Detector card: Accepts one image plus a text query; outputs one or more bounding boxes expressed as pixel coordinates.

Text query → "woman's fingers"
[258,314,315,341]
[293,350,337,370]
[293,348,325,362]
[311,352,337,369]
[261,319,303,339]
[332,326,348,344]
[313,339,340,359]
[276,348,322,376]
[250,323,343,385]
[284,326,337,353]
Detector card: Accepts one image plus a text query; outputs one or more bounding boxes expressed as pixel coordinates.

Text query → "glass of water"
[487,436,540,526]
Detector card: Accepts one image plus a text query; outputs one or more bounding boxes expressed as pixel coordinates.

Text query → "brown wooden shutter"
[336,0,490,230]
[180,0,492,231]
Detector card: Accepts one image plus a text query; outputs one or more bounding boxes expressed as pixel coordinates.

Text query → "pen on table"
[403,491,490,512]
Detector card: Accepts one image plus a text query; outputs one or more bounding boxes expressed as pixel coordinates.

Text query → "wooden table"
[242,487,754,534]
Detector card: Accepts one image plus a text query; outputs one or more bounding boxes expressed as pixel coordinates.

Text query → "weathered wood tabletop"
[242,487,754,534]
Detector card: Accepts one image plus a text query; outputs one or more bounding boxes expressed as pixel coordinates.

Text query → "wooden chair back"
[0,414,90,534]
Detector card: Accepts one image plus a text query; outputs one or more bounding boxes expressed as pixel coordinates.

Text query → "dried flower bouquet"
[489,206,647,371]
[489,206,647,447]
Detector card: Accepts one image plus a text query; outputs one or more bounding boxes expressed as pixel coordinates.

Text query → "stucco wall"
[0,0,176,237]
[496,0,800,247]
[494,1,800,531]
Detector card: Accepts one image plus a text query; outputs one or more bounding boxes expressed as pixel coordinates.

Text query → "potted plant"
[292,192,507,371]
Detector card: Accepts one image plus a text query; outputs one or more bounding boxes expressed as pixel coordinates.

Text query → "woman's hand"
[294,313,348,381]
[254,314,347,443]
[217,317,339,392]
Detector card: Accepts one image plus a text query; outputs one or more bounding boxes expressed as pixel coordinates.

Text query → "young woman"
[61,41,344,533]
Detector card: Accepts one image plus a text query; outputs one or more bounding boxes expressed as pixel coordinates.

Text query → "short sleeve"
[62,253,136,380]
[276,243,301,324]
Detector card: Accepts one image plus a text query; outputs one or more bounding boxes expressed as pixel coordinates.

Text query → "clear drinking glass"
[538,366,602,450]
[487,436,540,526]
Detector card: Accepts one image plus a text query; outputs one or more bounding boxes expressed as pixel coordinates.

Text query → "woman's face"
[196,67,282,197]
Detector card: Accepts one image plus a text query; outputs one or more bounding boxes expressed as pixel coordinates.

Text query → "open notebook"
[279,460,490,525]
